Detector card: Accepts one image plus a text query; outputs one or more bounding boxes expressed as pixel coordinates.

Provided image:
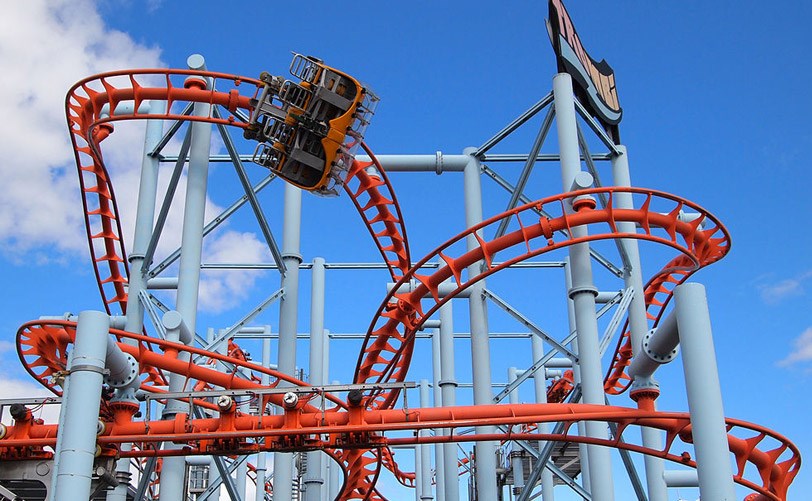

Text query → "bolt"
[347,389,364,407]
[282,392,299,409]
[217,395,234,412]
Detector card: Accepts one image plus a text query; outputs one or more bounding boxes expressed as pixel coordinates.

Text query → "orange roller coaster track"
[4,320,803,500]
[0,64,799,500]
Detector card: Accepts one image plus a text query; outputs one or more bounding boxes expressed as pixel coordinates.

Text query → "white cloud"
[199,231,270,313]
[0,0,162,257]
[778,327,812,367]
[757,270,812,304]
[0,376,61,425]
[0,0,270,313]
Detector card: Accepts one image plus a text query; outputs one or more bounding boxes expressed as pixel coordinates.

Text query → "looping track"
[353,187,730,410]
[1,66,799,499]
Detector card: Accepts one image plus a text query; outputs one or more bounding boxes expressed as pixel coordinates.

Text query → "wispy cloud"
[778,327,812,367]
[0,374,61,425]
[0,340,15,354]
[0,0,269,313]
[757,270,812,304]
[0,0,162,257]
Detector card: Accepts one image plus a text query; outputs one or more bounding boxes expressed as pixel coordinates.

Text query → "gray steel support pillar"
[438,303,459,501]
[254,453,268,501]
[256,336,272,501]
[274,181,303,500]
[160,54,213,501]
[612,146,667,501]
[305,257,326,501]
[431,327,446,501]
[553,72,614,500]
[674,283,735,500]
[53,311,109,501]
[415,444,423,501]
[108,101,165,501]
[530,336,555,500]
[462,149,498,500]
[419,380,434,500]
[564,258,590,493]
[508,367,526,495]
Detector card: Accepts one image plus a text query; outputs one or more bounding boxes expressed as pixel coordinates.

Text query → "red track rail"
[1,368,800,500]
[353,188,730,411]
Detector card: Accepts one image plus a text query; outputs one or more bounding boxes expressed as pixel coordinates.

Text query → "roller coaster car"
[245,54,379,196]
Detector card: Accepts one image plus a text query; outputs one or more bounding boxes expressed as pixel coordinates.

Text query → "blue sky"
[0,1,810,499]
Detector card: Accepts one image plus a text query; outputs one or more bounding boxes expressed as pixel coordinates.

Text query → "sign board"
[547,0,622,136]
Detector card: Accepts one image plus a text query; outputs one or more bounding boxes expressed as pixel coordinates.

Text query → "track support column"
[305,257,326,501]
[108,99,166,501]
[274,181,303,500]
[439,302,459,501]
[52,311,109,501]
[674,283,736,500]
[530,335,555,500]
[160,53,213,501]
[612,145,667,501]
[553,72,614,500]
[463,148,499,500]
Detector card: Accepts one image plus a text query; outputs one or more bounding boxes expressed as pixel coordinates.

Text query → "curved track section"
[63,68,418,501]
[344,144,412,281]
[1,390,799,500]
[353,188,730,411]
[66,69,263,313]
[604,257,695,394]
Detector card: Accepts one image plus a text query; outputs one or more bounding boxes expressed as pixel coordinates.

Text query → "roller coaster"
[0,18,802,501]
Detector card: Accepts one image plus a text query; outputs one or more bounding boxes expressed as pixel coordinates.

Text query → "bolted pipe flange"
[282,391,299,410]
[104,353,139,389]
[216,395,235,412]
[572,194,597,211]
[642,328,679,363]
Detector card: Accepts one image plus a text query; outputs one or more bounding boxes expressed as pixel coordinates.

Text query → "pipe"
[462,148,499,500]
[355,154,468,173]
[507,367,526,495]
[563,259,590,492]
[628,312,679,380]
[674,283,736,500]
[108,100,165,501]
[554,72,614,499]
[431,327,446,501]
[419,380,434,500]
[530,335,555,501]
[439,302,459,501]
[255,452,268,501]
[53,311,109,501]
[146,277,179,289]
[612,145,668,500]
[662,470,699,488]
[305,257,326,501]
[387,281,472,298]
[274,181,303,500]
[160,53,213,501]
